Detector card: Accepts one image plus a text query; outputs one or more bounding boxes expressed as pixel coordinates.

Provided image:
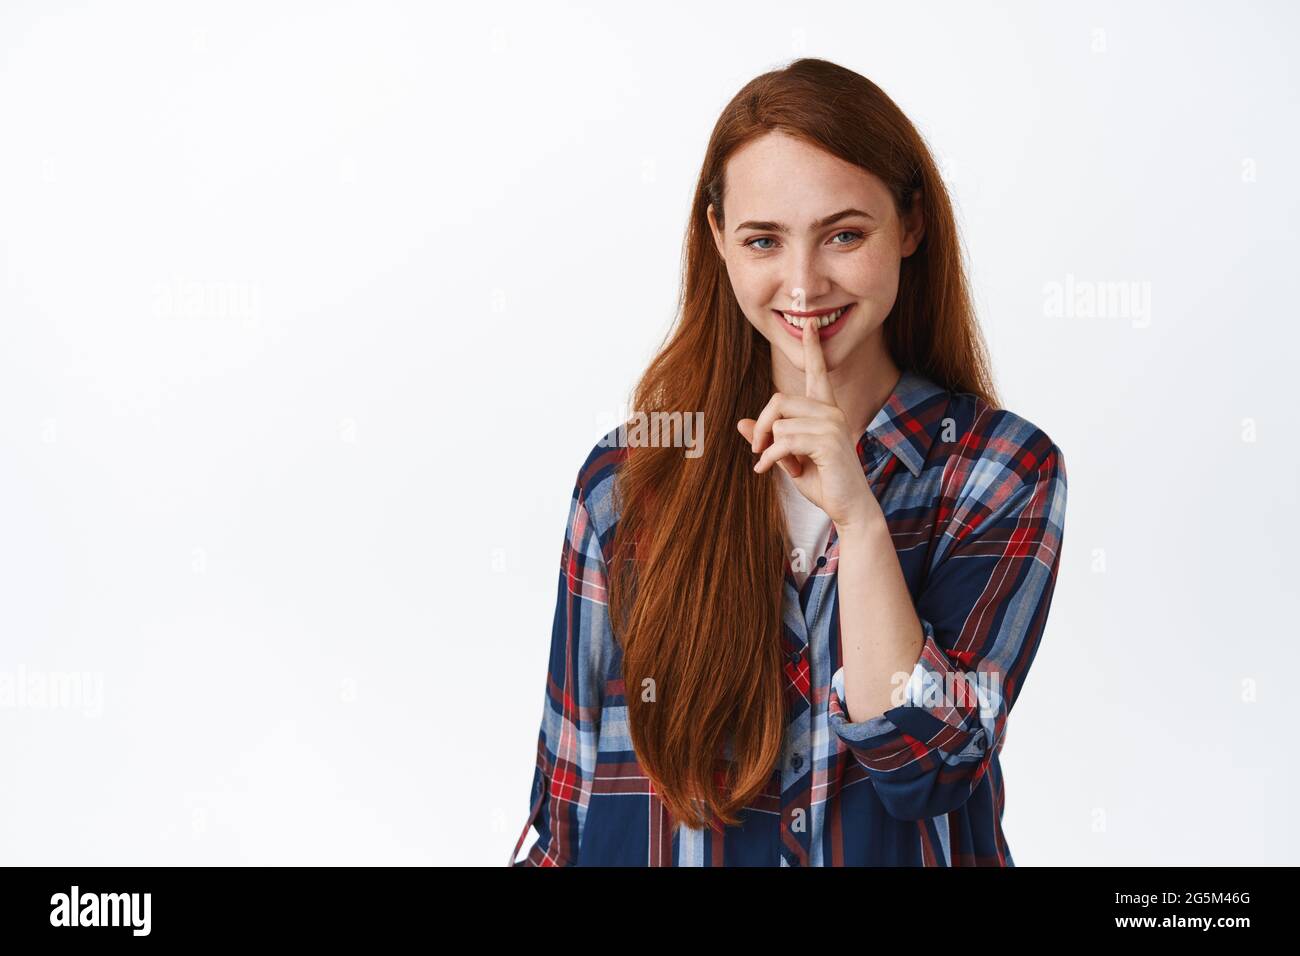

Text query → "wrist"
[835,499,887,540]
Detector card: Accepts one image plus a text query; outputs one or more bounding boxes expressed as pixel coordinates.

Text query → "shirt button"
[816,556,826,567]
[789,650,801,665]
[791,753,803,770]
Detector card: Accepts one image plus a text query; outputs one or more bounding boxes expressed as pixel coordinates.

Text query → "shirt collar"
[856,369,951,479]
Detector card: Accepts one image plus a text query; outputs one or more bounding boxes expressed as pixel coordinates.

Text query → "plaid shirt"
[510,369,1067,866]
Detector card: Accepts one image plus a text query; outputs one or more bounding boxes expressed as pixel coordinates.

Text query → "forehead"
[722,131,890,222]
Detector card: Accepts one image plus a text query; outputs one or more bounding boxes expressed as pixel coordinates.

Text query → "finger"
[751,393,829,454]
[745,415,800,475]
[803,318,835,405]
[755,434,817,474]
[762,420,838,475]
[770,420,832,477]
[771,417,837,442]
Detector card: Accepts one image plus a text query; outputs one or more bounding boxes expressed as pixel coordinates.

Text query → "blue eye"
[742,231,863,251]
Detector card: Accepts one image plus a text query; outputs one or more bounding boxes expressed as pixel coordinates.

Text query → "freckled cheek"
[731,266,786,311]
[840,254,898,301]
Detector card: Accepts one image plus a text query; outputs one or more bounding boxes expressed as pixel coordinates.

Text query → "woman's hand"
[736,319,880,530]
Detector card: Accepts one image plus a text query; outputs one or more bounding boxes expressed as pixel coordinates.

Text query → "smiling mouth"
[774,304,852,330]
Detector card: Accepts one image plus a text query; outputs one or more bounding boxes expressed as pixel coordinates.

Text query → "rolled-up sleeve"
[509,478,609,866]
[828,442,1067,821]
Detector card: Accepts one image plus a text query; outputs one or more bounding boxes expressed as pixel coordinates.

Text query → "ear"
[706,203,726,260]
[900,188,925,258]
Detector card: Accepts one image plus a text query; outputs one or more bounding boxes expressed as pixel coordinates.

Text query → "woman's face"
[707,131,924,376]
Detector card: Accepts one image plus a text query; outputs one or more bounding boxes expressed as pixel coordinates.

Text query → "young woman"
[510,58,1067,866]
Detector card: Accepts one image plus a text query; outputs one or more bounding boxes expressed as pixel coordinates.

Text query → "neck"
[771,326,902,442]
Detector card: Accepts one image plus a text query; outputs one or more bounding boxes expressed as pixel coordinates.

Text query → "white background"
[1,0,1295,865]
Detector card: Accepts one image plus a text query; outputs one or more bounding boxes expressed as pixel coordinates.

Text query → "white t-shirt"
[775,466,833,589]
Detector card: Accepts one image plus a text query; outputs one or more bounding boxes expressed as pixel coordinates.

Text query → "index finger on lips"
[802,318,834,404]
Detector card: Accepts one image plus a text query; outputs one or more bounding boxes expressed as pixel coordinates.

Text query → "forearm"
[835,507,925,724]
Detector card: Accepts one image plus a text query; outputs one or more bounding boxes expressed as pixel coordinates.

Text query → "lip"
[775,303,854,342]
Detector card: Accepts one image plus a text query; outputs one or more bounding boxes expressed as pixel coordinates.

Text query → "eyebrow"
[734,207,875,234]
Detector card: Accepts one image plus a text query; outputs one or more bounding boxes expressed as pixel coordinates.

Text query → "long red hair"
[606,57,998,832]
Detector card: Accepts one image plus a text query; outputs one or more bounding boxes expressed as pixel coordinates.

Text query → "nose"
[785,249,831,309]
